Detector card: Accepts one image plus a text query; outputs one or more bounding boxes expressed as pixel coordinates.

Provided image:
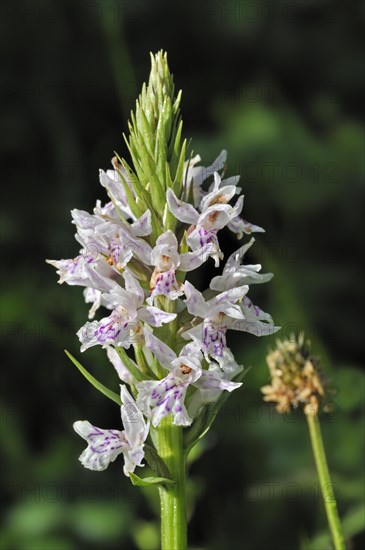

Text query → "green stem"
[306,413,345,550]
[155,417,187,550]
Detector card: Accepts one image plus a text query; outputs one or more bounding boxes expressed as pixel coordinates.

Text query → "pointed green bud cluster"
[262,334,325,415]
[119,50,186,239]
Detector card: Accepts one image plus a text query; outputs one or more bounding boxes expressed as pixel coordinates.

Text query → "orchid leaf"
[64,350,121,406]
[129,473,175,488]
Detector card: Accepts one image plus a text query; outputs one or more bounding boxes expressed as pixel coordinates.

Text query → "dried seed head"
[261,333,325,415]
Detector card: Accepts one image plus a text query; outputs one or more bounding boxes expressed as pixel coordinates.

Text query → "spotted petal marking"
[184,322,228,360]
[73,421,128,471]
[46,254,97,286]
[77,310,131,352]
[137,374,192,427]
[149,270,183,302]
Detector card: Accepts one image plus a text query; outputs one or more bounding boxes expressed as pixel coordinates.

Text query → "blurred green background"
[1,1,364,549]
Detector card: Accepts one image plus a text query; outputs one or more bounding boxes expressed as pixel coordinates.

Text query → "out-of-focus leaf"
[71,502,131,541]
[132,520,160,550]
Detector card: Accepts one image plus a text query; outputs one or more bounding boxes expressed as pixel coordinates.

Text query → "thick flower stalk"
[47,51,278,549]
[262,335,345,550]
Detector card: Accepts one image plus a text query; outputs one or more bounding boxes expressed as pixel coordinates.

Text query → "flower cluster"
[262,334,325,415]
[47,52,278,478]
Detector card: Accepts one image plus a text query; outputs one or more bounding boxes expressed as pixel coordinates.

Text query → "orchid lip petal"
[73,420,127,471]
[137,374,192,427]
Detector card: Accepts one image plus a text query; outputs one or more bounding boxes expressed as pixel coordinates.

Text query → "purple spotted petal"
[184,322,228,359]
[46,254,97,286]
[137,374,192,427]
[73,421,127,471]
[149,270,183,301]
[187,227,223,267]
[77,310,132,351]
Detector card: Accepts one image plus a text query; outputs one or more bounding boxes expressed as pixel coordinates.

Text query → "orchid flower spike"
[47,52,278,492]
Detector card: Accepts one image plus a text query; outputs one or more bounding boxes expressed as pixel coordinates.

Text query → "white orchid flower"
[148,230,214,303]
[73,385,149,476]
[136,330,241,427]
